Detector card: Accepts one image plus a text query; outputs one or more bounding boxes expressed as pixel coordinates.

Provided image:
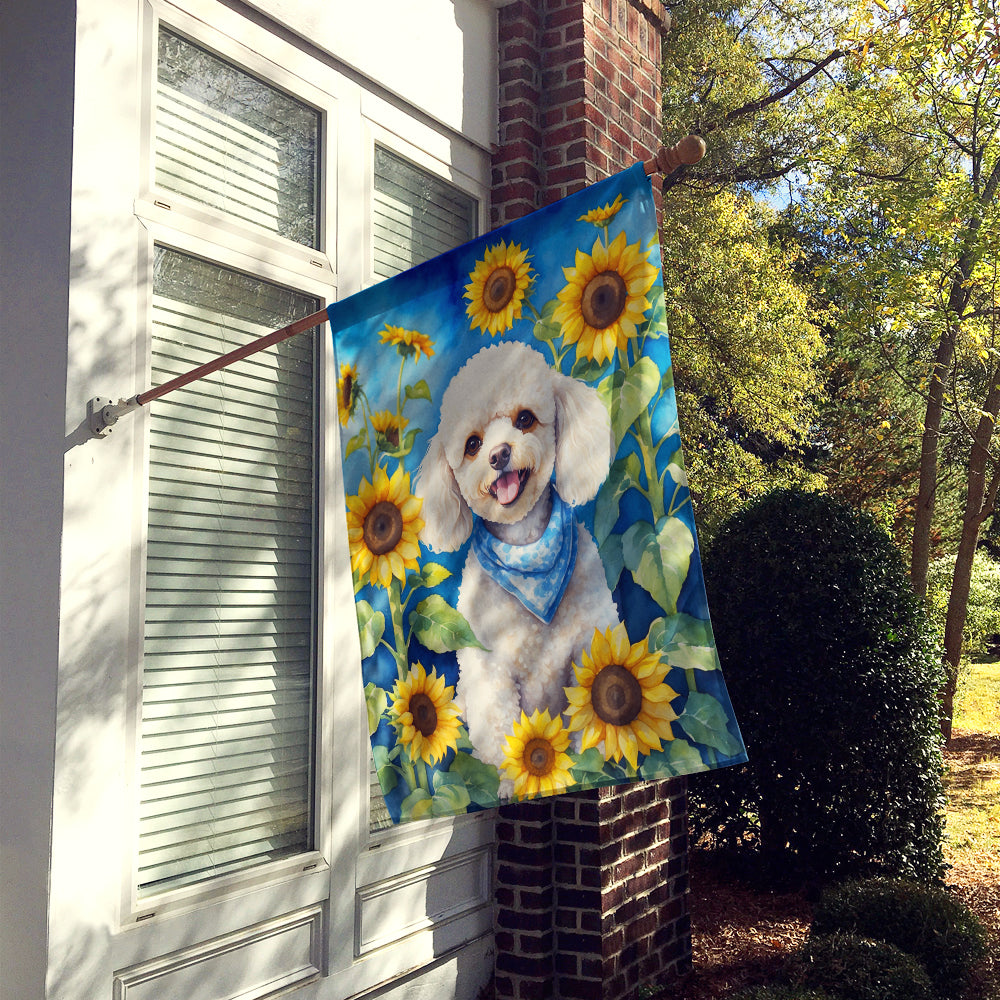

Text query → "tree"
[658,1,847,535]
[660,188,825,536]
[804,0,1000,736]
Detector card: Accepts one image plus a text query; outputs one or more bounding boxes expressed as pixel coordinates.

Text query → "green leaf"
[665,643,720,672]
[409,594,488,652]
[677,692,743,757]
[622,516,695,615]
[429,779,472,816]
[405,379,432,401]
[570,746,609,779]
[533,299,562,344]
[644,296,668,340]
[599,532,625,590]
[356,600,385,660]
[640,738,710,777]
[570,356,611,382]
[448,751,501,808]
[594,452,641,545]
[601,356,661,447]
[364,681,388,736]
[372,744,399,792]
[400,787,433,821]
[419,562,452,588]
[345,426,368,460]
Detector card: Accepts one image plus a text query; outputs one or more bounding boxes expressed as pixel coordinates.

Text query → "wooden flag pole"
[88,136,705,437]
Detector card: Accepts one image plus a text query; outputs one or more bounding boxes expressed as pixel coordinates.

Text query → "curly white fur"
[416,342,621,780]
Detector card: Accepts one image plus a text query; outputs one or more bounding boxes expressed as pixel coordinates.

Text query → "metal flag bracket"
[88,395,141,437]
[86,136,705,439]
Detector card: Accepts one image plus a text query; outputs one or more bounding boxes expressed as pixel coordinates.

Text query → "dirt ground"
[669,734,1000,1000]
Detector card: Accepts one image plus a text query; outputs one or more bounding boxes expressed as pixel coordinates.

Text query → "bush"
[791,933,934,1000]
[693,489,946,882]
[811,878,988,998]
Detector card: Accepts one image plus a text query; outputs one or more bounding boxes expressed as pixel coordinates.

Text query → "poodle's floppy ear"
[415,433,474,552]
[552,371,614,506]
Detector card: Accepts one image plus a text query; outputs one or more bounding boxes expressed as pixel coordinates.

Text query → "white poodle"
[416,341,621,775]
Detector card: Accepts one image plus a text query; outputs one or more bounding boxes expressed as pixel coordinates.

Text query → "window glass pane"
[156,28,320,248]
[373,146,477,279]
[139,246,318,895]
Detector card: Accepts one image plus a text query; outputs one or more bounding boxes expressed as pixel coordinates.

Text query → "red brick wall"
[490,3,691,998]
[492,0,668,228]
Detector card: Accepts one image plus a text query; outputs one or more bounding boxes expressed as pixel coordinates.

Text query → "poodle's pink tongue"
[494,470,521,505]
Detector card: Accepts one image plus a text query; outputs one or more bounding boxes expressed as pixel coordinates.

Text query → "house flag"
[329,162,746,823]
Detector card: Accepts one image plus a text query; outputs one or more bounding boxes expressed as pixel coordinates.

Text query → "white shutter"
[367,148,477,830]
[138,248,319,895]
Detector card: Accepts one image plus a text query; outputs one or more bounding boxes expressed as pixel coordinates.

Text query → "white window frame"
[111,0,496,992]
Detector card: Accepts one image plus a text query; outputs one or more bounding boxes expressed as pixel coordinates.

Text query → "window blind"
[156,27,320,249]
[138,248,318,895]
[372,146,477,280]
[368,148,477,831]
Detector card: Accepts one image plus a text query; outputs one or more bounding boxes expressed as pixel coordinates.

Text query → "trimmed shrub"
[812,878,988,999]
[693,489,946,882]
[791,933,934,1000]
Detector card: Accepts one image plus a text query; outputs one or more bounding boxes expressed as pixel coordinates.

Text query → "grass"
[943,659,1000,1000]
[945,660,1000,869]
[956,659,1000,734]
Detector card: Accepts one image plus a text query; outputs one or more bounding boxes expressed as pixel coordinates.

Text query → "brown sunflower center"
[341,373,353,405]
[591,664,643,726]
[409,692,439,737]
[484,266,517,313]
[524,737,555,777]
[364,500,404,556]
[581,270,627,329]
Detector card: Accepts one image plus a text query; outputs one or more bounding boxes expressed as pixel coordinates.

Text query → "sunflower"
[345,465,424,588]
[552,231,659,364]
[577,193,627,225]
[370,410,409,450]
[501,709,575,800]
[464,240,534,335]
[389,662,462,766]
[379,325,435,362]
[337,362,360,427]
[563,623,679,770]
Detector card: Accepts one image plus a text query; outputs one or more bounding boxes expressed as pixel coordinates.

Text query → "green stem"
[388,577,408,680]
[395,355,406,429]
[635,410,665,521]
[418,760,431,793]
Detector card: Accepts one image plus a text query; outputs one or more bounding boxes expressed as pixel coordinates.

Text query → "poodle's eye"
[514,409,537,431]
[464,434,482,457]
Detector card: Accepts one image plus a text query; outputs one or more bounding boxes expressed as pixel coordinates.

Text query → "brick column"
[491,3,691,999]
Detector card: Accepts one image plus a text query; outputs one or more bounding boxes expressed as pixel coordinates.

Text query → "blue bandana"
[471,488,578,624]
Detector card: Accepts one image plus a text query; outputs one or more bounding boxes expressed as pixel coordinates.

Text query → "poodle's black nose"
[489,443,511,470]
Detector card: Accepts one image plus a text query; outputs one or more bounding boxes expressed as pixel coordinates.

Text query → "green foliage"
[693,488,947,882]
[927,550,1000,658]
[662,188,827,539]
[811,878,988,999]
[790,934,934,1000]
